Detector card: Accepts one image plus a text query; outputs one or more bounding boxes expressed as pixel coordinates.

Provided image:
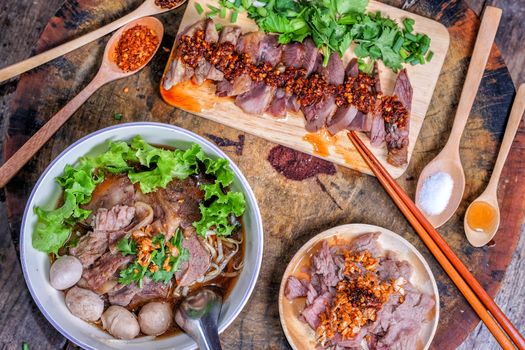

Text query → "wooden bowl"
[278,224,440,350]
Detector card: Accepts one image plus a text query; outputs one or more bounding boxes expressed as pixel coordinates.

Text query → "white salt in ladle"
[464,84,525,247]
[415,7,501,228]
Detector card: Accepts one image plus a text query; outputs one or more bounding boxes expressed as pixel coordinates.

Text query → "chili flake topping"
[115,24,159,72]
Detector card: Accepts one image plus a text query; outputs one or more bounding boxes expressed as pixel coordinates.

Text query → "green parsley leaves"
[33,136,246,254]
[216,0,432,72]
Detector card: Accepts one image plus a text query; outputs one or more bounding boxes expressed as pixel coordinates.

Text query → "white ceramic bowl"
[279,224,440,350]
[20,122,264,350]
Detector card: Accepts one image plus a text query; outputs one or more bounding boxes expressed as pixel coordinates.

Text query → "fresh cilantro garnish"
[118,231,189,286]
[216,0,432,72]
[117,237,137,256]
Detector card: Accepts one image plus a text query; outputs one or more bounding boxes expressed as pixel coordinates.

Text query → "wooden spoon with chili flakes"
[0,0,185,84]
[0,17,164,188]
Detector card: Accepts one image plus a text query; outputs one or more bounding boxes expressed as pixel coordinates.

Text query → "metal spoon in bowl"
[0,0,185,83]
[175,286,223,350]
[414,7,501,228]
[464,84,525,247]
[0,16,164,188]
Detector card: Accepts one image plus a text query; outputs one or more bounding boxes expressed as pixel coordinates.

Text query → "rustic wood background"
[0,0,523,349]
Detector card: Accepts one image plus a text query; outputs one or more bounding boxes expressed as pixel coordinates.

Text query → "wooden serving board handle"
[0,1,158,83]
[445,6,502,151]
[486,84,525,196]
[0,75,105,188]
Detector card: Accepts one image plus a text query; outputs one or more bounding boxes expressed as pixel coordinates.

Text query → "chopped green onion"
[220,6,226,18]
[22,343,29,350]
[113,113,123,121]
[417,53,425,64]
[207,11,218,18]
[426,50,434,62]
[399,48,410,60]
[207,4,220,12]
[404,32,417,42]
[393,37,404,52]
[195,2,204,15]
[403,18,414,32]
[215,23,223,31]
[231,10,238,23]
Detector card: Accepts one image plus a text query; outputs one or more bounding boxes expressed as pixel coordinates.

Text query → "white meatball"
[65,286,104,322]
[50,255,83,290]
[102,306,140,340]
[138,302,173,336]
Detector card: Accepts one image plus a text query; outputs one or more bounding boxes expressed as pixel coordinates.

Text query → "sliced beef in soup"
[79,252,133,294]
[129,278,172,309]
[83,175,135,212]
[71,205,135,268]
[176,227,211,286]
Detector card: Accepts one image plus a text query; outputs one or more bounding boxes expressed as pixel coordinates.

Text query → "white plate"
[20,122,264,350]
[279,224,439,350]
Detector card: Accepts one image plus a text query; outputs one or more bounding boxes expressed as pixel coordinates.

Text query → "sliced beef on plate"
[368,62,386,146]
[301,291,333,330]
[176,227,211,287]
[193,19,219,85]
[259,34,282,66]
[283,42,304,67]
[83,175,135,212]
[128,278,171,309]
[386,69,412,166]
[235,82,276,115]
[163,20,206,90]
[79,252,133,294]
[377,251,413,281]
[311,240,340,290]
[348,231,381,255]
[70,230,108,268]
[285,276,310,299]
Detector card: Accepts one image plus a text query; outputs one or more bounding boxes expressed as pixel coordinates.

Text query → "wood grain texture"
[161,0,450,179]
[0,0,523,350]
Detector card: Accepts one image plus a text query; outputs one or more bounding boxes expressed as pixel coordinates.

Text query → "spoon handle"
[486,84,525,195]
[0,74,106,188]
[445,6,502,151]
[0,1,157,83]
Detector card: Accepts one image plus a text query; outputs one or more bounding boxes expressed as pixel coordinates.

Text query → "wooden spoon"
[415,6,502,228]
[0,16,164,188]
[464,84,525,247]
[0,0,183,83]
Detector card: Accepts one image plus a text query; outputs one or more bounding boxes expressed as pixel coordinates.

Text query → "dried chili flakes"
[155,0,183,9]
[115,25,159,72]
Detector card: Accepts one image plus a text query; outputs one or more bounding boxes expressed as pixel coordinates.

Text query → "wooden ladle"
[415,6,502,228]
[0,0,184,83]
[0,16,164,188]
[464,84,525,247]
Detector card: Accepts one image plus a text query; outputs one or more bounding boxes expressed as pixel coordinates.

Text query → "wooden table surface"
[0,1,523,350]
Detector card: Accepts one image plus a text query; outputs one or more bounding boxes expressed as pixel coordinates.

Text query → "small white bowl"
[20,122,264,350]
[279,223,440,350]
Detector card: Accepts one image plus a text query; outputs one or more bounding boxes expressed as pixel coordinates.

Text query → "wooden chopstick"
[347,131,524,350]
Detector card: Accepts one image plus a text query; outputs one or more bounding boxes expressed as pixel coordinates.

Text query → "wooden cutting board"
[160,0,450,178]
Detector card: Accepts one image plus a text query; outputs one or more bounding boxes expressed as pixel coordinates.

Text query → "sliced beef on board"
[235,81,276,115]
[193,19,219,85]
[283,42,304,68]
[176,227,211,287]
[267,88,288,117]
[368,62,386,146]
[302,38,320,76]
[259,34,282,66]
[207,25,241,82]
[163,19,206,90]
[78,252,133,294]
[327,58,360,135]
[386,69,412,166]
[302,53,344,132]
[82,175,135,212]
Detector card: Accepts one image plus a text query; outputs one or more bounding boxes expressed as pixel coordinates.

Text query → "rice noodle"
[217,237,224,262]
